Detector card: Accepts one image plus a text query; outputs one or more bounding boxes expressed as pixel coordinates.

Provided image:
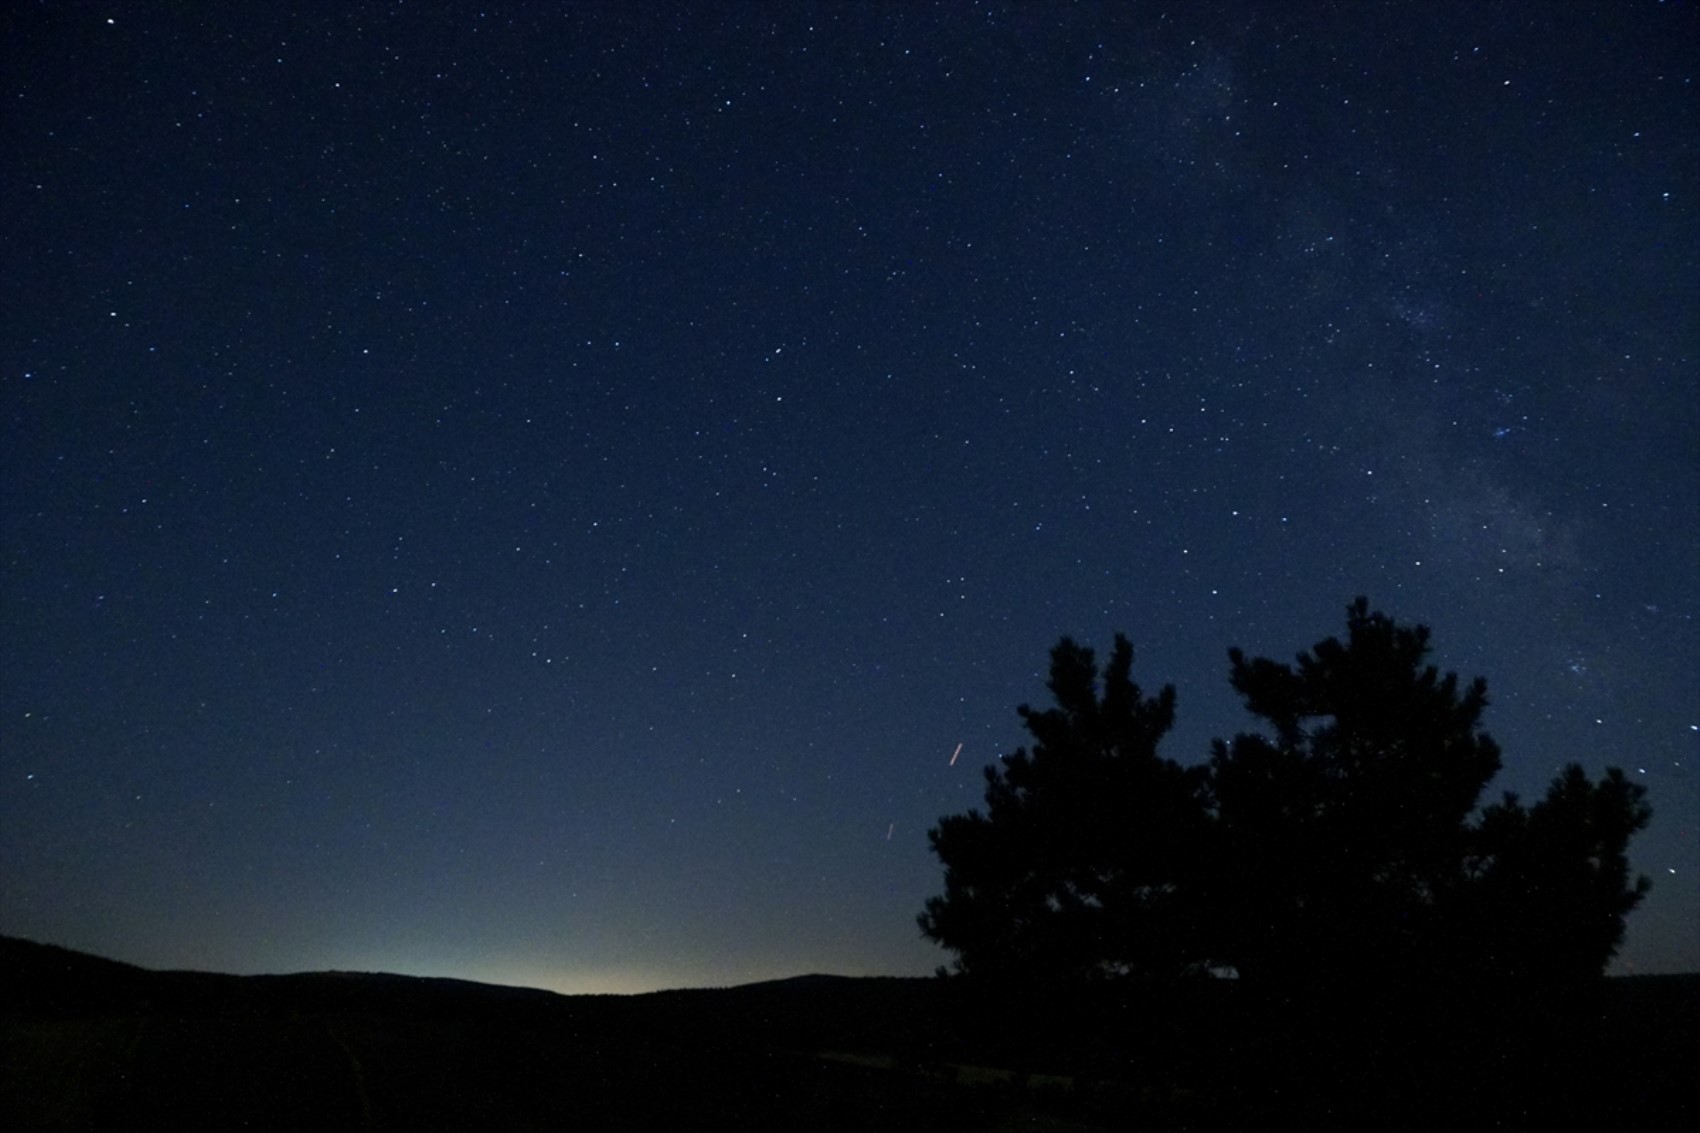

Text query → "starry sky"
[2,2,1695,994]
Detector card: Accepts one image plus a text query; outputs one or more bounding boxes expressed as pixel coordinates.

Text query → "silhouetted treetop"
[922,599,1652,998]
[918,635,1206,984]
[1469,763,1652,982]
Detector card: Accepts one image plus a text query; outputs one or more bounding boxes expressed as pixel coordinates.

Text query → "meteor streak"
[949,742,963,766]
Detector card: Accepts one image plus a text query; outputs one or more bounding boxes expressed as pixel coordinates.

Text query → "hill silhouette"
[3,935,1694,1130]
[0,936,1064,1131]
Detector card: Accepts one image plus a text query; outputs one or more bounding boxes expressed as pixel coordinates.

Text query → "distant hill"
[0,936,985,1132]
[3,935,1695,1132]
[2,934,151,1014]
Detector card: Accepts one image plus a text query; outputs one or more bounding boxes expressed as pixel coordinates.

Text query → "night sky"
[3,3,1695,994]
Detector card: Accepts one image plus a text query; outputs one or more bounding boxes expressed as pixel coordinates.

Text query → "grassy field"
[3,936,1693,1131]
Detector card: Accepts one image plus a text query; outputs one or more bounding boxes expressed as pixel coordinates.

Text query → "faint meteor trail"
[949,742,963,766]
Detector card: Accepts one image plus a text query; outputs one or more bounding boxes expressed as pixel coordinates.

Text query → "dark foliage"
[919,600,1659,1125]
[1208,598,1503,988]
[917,635,1208,984]
[923,599,1653,998]
[1466,763,1653,983]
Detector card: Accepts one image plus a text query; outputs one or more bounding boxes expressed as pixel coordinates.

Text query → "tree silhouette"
[1466,763,1652,984]
[921,599,1653,999]
[1205,597,1506,989]
[917,635,1207,984]
[1205,598,1651,995]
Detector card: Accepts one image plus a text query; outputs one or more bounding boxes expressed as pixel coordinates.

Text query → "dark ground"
[2,936,1693,1131]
